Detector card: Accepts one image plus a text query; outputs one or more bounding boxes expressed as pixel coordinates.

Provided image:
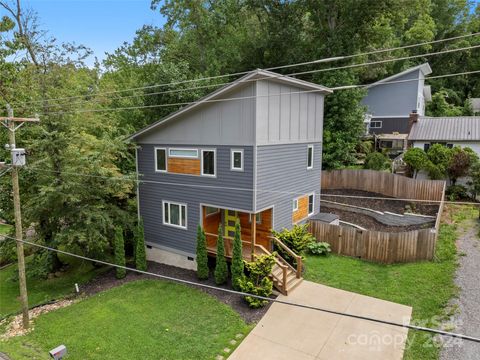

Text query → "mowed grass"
[0,255,106,318]
[304,205,477,360]
[1,280,250,360]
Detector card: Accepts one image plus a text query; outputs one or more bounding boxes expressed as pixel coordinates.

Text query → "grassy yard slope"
[1,280,250,360]
[0,255,106,318]
[304,205,477,360]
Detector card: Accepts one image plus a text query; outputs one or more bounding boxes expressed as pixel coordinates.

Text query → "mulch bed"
[321,206,433,232]
[322,189,439,216]
[80,261,272,324]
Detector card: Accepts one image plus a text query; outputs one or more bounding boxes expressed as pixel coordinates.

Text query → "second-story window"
[307,145,314,169]
[202,149,216,176]
[155,148,167,172]
[231,149,244,171]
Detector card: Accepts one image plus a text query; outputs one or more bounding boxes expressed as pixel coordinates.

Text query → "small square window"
[250,213,262,224]
[293,198,298,211]
[155,148,167,172]
[231,149,244,171]
[307,145,314,169]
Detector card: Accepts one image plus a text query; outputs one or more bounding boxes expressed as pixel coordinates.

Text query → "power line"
[23,166,480,206]
[33,68,480,116]
[10,32,480,109]
[1,233,479,344]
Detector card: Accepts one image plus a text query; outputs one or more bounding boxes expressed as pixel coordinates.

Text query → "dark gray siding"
[369,117,409,134]
[137,144,254,255]
[255,142,322,230]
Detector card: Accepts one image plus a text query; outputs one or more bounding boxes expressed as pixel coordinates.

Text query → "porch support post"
[251,213,256,261]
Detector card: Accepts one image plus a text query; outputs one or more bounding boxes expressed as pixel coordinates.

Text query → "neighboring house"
[128,69,331,294]
[362,63,432,135]
[470,98,480,115]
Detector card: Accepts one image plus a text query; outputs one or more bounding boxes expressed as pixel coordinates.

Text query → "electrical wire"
[1,233,479,344]
[10,32,480,109]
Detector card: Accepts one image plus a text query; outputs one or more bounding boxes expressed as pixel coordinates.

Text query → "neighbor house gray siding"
[369,117,409,134]
[255,142,322,230]
[136,83,256,146]
[362,70,421,118]
[137,144,254,255]
[255,80,324,145]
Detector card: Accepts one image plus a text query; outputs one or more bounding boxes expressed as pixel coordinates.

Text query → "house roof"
[128,69,332,141]
[365,63,432,89]
[408,116,480,142]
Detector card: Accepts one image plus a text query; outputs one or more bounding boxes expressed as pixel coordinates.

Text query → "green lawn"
[1,280,250,360]
[304,205,477,360]
[0,255,106,318]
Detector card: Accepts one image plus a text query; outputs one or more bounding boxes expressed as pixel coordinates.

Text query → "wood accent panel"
[168,157,200,175]
[203,209,221,249]
[292,195,308,223]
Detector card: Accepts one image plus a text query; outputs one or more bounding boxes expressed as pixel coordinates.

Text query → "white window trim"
[162,200,188,230]
[293,198,299,212]
[308,193,315,216]
[370,121,382,129]
[307,145,314,170]
[154,147,167,173]
[168,148,199,158]
[201,148,216,177]
[231,149,244,171]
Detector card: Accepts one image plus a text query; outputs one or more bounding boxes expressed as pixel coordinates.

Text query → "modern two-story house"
[128,69,331,294]
[362,63,432,135]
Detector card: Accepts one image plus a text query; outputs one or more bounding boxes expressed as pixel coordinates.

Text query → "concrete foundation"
[146,244,197,271]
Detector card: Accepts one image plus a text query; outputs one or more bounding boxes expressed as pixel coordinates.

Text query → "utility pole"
[1,105,39,329]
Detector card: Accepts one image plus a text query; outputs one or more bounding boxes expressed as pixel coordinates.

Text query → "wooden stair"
[271,263,303,295]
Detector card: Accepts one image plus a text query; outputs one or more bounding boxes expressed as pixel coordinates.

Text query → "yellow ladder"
[224,209,237,237]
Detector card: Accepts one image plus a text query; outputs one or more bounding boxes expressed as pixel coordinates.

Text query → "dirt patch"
[322,189,439,216]
[0,299,76,339]
[80,261,272,324]
[321,207,434,232]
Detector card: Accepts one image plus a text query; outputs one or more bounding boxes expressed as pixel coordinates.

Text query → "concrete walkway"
[229,281,412,360]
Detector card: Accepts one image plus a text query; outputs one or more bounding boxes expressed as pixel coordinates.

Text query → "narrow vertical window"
[231,149,244,171]
[202,149,216,176]
[308,194,314,215]
[307,145,314,169]
[293,198,298,211]
[155,148,167,172]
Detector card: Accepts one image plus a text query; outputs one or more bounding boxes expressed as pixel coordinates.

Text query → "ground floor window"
[163,201,187,229]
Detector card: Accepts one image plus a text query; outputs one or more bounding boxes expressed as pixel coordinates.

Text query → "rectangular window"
[155,148,167,172]
[307,145,314,169]
[231,149,244,171]
[201,149,216,176]
[163,201,187,229]
[293,198,298,211]
[370,121,382,129]
[249,213,262,224]
[424,143,431,152]
[205,206,219,216]
[168,148,198,158]
[308,194,314,215]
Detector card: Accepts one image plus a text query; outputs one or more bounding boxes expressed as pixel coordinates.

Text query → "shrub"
[446,185,469,201]
[403,147,429,178]
[114,227,126,279]
[231,219,244,290]
[272,224,315,266]
[238,253,276,308]
[306,242,331,256]
[364,151,391,171]
[196,225,209,280]
[135,218,147,271]
[214,225,228,285]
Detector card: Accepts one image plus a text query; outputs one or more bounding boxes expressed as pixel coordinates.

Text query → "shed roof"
[128,69,332,141]
[365,63,432,89]
[408,116,480,141]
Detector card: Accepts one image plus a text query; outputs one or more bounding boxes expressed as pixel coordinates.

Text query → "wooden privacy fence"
[321,169,445,201]
[308,221,437,263]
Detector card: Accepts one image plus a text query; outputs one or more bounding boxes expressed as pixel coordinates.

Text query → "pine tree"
[214,225,228,285]
[196,225,209,280]
[135,218,147,271]
[231,219,244,290]
[114,227,126,279]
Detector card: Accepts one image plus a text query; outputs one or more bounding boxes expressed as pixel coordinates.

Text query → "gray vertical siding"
[137,144,254,255]
[255,142,322,230]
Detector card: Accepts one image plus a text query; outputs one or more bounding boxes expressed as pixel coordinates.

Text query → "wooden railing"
[254,244,289,295]
[269,236,302,278]
[204,232,251,258]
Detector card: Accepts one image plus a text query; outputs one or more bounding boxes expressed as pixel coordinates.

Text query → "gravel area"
[322,189,439,216]
[80,261,272,324]
[440,218,480,360]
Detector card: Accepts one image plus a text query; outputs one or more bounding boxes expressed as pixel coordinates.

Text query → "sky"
[5,0,167,66]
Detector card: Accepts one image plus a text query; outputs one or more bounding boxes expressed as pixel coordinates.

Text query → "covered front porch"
[201,205,273,261]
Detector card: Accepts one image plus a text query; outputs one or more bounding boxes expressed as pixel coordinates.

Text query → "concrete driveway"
[229,281,412,360]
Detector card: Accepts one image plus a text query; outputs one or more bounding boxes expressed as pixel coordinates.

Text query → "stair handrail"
[269,236,303,278]
[254,244,288,294]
